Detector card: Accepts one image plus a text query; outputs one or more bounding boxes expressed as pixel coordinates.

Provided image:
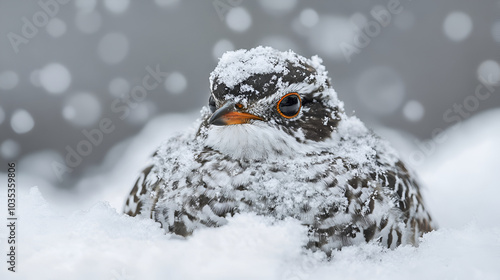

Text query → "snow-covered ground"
[1,109,500,280]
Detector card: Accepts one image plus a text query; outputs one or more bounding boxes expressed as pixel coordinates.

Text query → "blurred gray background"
[1,0,499,188]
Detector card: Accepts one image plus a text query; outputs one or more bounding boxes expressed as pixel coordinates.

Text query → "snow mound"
[376,108,500,229]
[419,109,500,229]
[0,187,499,280]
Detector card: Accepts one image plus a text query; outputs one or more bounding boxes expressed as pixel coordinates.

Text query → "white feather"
[205,121,313,160]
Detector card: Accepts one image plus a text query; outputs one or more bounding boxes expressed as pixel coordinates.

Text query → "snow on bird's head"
[209,46,332,102]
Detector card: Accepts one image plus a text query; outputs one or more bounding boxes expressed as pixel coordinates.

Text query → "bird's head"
[200,46,346,160]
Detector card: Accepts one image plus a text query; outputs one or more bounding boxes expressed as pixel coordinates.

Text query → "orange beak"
[209,101,263,126]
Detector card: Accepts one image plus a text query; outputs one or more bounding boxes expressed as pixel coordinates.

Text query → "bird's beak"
[209,101,263,126]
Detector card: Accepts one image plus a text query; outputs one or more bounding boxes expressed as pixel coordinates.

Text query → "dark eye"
[208,95,216,113]
[277,92,301,118]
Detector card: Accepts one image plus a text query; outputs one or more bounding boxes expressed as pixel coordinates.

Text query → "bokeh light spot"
[477,60,500,86]
[63,92,102,127]
[309,15,358,60]
[403,100,425,122]
[213,39,235,61]
[11,109,35,134]
[46,18,67,38]
[164,72,187,95]
[226,7,252,32]
[75,11,102,34]
[39,63,71,94]
[299,9,319,28]
[98,33,129,65]
[443,11,472,42]
[0,139,21,160]
[109,77,131,97]
[356,66,406,115]
[62,106,76,120]
[104,0,130,15]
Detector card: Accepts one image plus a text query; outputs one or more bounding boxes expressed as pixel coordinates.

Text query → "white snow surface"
[1,109,500,279]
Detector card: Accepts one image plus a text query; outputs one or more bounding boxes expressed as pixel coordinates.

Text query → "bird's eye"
[277,92,301,118]
[208,95,216,113]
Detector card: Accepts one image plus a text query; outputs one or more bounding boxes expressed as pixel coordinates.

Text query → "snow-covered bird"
[124,46,434,254]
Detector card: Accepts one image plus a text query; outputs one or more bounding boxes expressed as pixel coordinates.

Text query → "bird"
[124,46,434,254]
